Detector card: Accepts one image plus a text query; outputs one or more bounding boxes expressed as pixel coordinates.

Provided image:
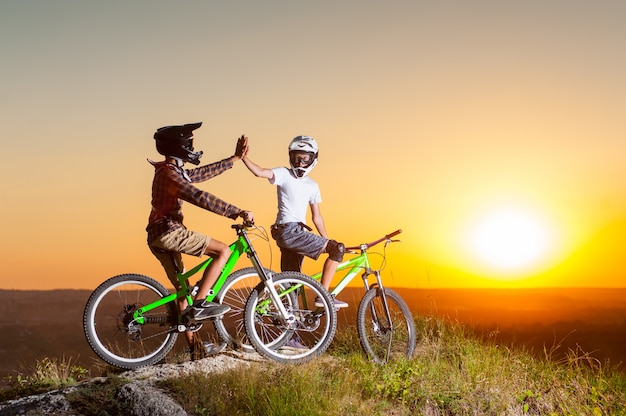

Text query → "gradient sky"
[1,1,625,290]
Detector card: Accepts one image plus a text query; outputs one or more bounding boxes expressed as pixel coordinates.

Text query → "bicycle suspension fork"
[239,229,294,323]
[362,268,395,332]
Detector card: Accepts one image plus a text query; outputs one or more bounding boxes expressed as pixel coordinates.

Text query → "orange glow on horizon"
[1,2,625,290]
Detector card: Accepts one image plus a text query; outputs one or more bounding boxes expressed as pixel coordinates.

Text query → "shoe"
[190,341,227,361]
[333,297,349,308]
[315,296,348,309]
[183,300,231,322]
[279,337,308,354]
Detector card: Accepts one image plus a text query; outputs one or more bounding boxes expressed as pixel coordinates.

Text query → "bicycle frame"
[310,229,402,298]
[252,230,402,319]
[304,230,402,338]
[132,224,291,326]
[311,253,375,297]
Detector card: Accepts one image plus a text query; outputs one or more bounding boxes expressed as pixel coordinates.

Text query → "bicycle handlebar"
[345,229,402,251]
[231,219,255,230]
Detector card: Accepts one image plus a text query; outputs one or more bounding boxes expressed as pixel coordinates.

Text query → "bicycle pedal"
[178,323,203,333]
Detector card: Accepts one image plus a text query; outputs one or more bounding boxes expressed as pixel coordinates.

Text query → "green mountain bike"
[241,229,416,363]
[239,230,417,363]
[83,221,337,369]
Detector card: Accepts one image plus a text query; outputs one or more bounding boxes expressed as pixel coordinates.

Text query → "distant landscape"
[1,288,625,389]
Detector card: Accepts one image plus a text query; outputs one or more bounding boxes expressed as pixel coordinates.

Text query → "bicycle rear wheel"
[357,287,416,363]
[244,272,337,364]
[83,274,178,369]
[213,267,271,352]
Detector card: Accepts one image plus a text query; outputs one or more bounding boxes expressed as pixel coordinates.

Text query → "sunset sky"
[1,1,625,290]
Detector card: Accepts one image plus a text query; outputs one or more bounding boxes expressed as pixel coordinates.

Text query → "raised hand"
[234,135,249,160]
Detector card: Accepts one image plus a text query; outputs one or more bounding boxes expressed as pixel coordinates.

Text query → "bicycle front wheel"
[83,274,178,369]
[244,272,337,364]
[213,267,271,352]
[357,287,416,363]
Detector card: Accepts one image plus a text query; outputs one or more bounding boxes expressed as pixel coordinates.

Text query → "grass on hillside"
[157,320,626,415]
[2,317,626,415]
[0,356,89,401]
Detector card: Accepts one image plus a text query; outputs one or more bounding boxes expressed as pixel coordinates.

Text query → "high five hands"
[234,134,253,225]
[234,135,249,160]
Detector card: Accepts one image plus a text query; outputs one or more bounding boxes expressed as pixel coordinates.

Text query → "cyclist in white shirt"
[241,135,348,309]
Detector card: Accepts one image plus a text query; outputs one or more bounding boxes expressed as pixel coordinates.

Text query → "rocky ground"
[0,350,264,416]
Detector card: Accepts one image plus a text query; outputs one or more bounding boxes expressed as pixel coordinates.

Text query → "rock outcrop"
[0,351,262,416]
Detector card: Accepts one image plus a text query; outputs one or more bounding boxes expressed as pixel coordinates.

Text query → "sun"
[468,208,551,271]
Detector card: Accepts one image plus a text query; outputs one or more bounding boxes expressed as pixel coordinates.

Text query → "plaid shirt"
[146,158,242,243]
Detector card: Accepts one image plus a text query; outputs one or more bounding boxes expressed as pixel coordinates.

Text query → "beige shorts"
[148,228,211,288]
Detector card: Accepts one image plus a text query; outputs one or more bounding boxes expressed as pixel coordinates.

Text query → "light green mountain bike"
[83,221,337,369]
[243,229,416,363]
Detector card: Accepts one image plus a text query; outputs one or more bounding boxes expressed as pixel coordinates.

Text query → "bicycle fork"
[364,269,395,334]
[241,229,295,324]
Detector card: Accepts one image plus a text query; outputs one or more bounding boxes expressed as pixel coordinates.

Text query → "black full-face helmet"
[154,122,203,165]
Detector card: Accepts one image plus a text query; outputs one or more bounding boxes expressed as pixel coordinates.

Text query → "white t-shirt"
[271,167,322,224]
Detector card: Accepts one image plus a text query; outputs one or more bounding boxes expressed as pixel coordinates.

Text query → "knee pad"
[326,239,345,262]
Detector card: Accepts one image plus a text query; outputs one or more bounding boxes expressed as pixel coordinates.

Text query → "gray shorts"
[270,222,327,261]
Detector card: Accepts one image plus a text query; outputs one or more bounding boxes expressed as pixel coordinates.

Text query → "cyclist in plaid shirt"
[146,122,253,356]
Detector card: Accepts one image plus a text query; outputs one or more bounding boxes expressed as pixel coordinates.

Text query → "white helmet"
[288,135,318,178]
